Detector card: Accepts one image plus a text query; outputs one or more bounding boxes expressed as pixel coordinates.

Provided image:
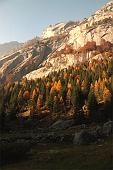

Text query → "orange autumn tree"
[23,90,30,100]
[18,90,22,99]
[56,80,62,92]
[63,71,67,79]
[31,88,37,100]
[50,81,57,94]
[50,80,62,94]
[36,95,42,110]
[67,81,72,89]
[59,95,65,113]
[94,78,105,103]
[103,87,111,103]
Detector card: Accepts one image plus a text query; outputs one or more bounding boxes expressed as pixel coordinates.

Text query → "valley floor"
[1,136,113,170]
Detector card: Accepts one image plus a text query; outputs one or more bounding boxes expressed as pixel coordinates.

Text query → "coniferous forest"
[0,40,113,131]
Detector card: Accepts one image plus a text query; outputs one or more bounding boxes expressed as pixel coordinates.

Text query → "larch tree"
[87,86,98,121]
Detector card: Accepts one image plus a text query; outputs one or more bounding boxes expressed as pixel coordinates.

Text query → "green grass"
[1,136,113,170]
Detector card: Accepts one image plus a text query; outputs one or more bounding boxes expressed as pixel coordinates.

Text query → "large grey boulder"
[50,119,75,130]
[95,125,103,138]
[73,130,97,145]
[103,121,113,136]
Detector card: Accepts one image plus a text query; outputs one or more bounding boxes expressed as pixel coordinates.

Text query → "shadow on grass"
[0,141,31,166]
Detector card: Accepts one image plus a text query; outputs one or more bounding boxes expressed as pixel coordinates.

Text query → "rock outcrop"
[103,120,113,136]
[49,119,75,130]
[73,130,97,145]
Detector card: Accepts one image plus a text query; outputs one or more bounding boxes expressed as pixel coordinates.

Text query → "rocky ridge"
[0,41,21,59]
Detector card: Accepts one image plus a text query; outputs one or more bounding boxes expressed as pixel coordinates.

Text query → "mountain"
[0,1,113,83]
[0,41,21,59]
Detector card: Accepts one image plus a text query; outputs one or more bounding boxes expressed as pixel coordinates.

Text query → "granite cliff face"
[69,1,113,48]
[0,1,113,82]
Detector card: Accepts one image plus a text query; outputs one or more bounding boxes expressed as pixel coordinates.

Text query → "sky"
[0,0,110,43]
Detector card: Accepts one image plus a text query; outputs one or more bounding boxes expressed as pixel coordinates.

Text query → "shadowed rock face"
[0,1,113,83]
[0,41,21,58]
[73,130,97,145]
[0,42,52,82]
[73,121,113,145]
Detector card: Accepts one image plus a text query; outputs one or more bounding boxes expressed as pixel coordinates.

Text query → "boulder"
[36,132,73,144]
[73,130,97,145]
[102,120,113,136]
[95,125,103,138]
[50,119,75,130]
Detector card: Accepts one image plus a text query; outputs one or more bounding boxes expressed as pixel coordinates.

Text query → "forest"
[0,40,113,131]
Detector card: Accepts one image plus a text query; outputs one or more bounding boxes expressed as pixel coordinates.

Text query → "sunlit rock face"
[68,1,113,48]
